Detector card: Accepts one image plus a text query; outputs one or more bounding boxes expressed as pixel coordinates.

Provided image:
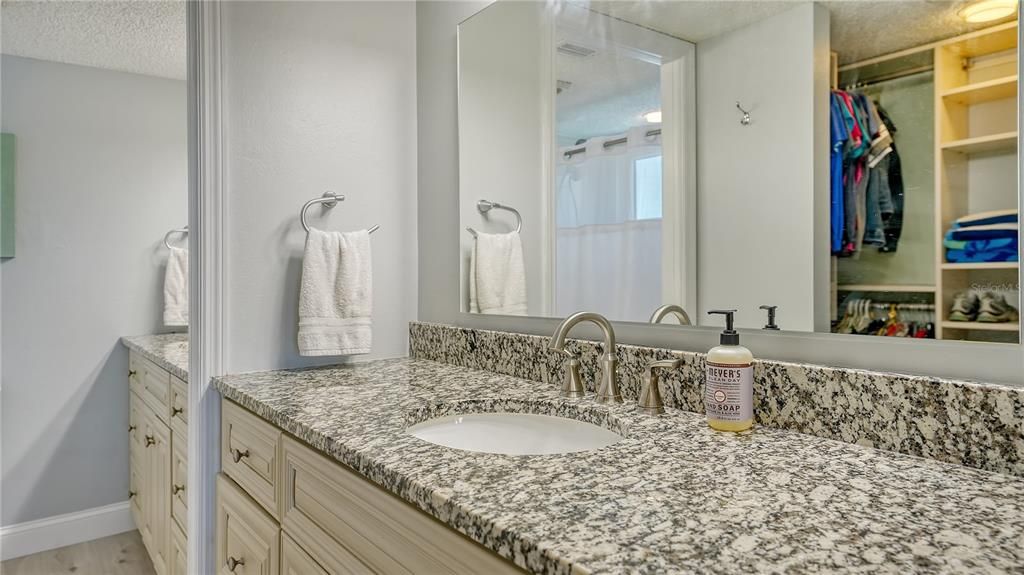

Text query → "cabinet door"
[217,474,279,575]
[147,411,171,575]
[171,430,188,535]
[169,523,188,575]
[281,533,329,575]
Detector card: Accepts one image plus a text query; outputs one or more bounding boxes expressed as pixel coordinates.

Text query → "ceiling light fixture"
[643,110,662,123]
[958,0,1017,23]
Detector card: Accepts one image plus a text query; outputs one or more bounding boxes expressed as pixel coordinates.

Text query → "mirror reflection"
[458,0,1020,345]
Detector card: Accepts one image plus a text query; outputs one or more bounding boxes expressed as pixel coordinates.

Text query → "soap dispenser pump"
[705,310,754,432]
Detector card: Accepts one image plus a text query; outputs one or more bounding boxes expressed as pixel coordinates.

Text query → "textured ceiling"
[1,0,186,80]
[586,0,1017,65]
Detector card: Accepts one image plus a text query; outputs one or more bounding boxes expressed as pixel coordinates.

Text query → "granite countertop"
[121,333,189,381]
[213,358,1024,574]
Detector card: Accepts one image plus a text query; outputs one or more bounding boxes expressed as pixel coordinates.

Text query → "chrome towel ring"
[466,199,522,237]
[300,192,380,234]
[163,226,188,250]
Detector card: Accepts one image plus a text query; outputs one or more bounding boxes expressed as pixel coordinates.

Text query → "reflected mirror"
[458,0,1020,345]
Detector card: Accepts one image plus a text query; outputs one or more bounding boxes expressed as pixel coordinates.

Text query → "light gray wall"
[0,55,186,525]
[416,2,1024,385]
[221,1,418,373]
[458,1,549,316]
[695,3,828,332]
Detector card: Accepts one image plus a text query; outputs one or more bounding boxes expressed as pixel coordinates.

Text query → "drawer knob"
[230,448,250,463]
[172,484,185,495]
[145,435,156,447]
[128,425,137,433]
[171,406,184,417]
[128,369,137,377]
[226,557,245,572]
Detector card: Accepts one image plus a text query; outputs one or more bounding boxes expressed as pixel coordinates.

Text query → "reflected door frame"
[660,46,698,319]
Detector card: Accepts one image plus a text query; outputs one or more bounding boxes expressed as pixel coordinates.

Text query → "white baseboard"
[0,501,135,561]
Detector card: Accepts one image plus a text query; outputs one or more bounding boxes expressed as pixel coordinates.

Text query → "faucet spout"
[548,312,621,403]
[649,304,692,326]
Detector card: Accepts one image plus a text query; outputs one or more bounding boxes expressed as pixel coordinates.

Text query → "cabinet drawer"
[221,401,281,519]
[170,522,188,575]
[129,352,145,397]
[281,533,331,575]
[130,391,146,459]
[280,436,521,574]
[217,474,279,575]
[170,376,188,438]
[171,431,188,535]
[140,356,172,424]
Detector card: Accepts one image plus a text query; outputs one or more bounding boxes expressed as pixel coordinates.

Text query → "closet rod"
[563,128,661,159]
[843,65,933,90]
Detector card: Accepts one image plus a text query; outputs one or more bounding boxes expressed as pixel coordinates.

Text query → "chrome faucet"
[649,304,692,326]
[548,312,621,403]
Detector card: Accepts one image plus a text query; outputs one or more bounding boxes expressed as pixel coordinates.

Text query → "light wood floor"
[1,530,155,575]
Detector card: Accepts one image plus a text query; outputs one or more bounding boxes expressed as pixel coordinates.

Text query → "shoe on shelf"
[948,291,979,322]
[977,292,1020,323]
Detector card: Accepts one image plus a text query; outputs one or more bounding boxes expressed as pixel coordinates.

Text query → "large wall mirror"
[459,0,1020,347]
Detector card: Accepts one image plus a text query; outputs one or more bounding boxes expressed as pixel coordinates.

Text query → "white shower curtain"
[555,126,662,322]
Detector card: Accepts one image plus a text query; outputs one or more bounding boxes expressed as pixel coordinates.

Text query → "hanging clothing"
[830,91,905,256]
[875,103,905,253]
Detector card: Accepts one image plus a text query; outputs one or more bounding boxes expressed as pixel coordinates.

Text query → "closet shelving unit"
[833,21,1019,342]
[934,21,1018,343]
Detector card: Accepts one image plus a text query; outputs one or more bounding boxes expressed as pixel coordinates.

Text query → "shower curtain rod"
[563,128,662,159]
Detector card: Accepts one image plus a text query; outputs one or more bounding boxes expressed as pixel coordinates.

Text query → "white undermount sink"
[407,412,623,455]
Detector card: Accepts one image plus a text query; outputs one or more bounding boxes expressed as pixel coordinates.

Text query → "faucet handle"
[638,358,682,415]
[554,350,586,398]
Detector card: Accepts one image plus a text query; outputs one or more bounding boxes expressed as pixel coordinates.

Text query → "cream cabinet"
[218,399,523,574]
[129,350,188,575]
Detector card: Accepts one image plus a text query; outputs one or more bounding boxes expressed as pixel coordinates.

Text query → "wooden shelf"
[941,320,1020,332]
[837,284,936,293]
[941,75,1017,105]
[941,131,1018,154]
[938,21,1017,59]
[941,262,1020,271]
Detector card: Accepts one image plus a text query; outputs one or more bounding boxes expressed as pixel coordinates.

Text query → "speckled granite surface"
[213,359,1024,574]
[121,333,188,381]
[409,322,1024,477]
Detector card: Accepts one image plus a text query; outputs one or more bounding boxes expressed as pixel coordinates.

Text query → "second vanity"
[210,352,1024,574]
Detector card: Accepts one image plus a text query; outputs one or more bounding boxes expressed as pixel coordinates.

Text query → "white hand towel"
[470,231,527,315]
[298,228,372,356]
[163,246,189,327]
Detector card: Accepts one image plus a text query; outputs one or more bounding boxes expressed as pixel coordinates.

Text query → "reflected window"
[634,155,662,220]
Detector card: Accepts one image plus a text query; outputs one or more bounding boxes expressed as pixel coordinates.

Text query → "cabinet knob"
[145,435,155,447]
[128,425,137,433]
[129,490,137,499]
[231,448,250,463]
[226,557,245,572]
[128,369,137,377]
[171,406,184,417]
[172,484,185,495]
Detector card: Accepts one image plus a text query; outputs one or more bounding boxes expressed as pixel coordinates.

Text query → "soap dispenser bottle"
[705,310,754,432]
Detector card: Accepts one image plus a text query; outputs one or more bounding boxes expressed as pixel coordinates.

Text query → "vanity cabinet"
[129,351,188,575]
[218,399,523,574]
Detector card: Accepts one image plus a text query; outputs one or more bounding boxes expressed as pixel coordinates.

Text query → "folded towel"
[946,223,1018,242]
[946,248,1019,263]
[943,236,1017,251]
[954,209,1018,229]
[470,231,527,315]
[298,228,372,356]
[163,247,189,327]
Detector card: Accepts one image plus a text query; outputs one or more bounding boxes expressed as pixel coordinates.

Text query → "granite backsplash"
[409,322,1024,477]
